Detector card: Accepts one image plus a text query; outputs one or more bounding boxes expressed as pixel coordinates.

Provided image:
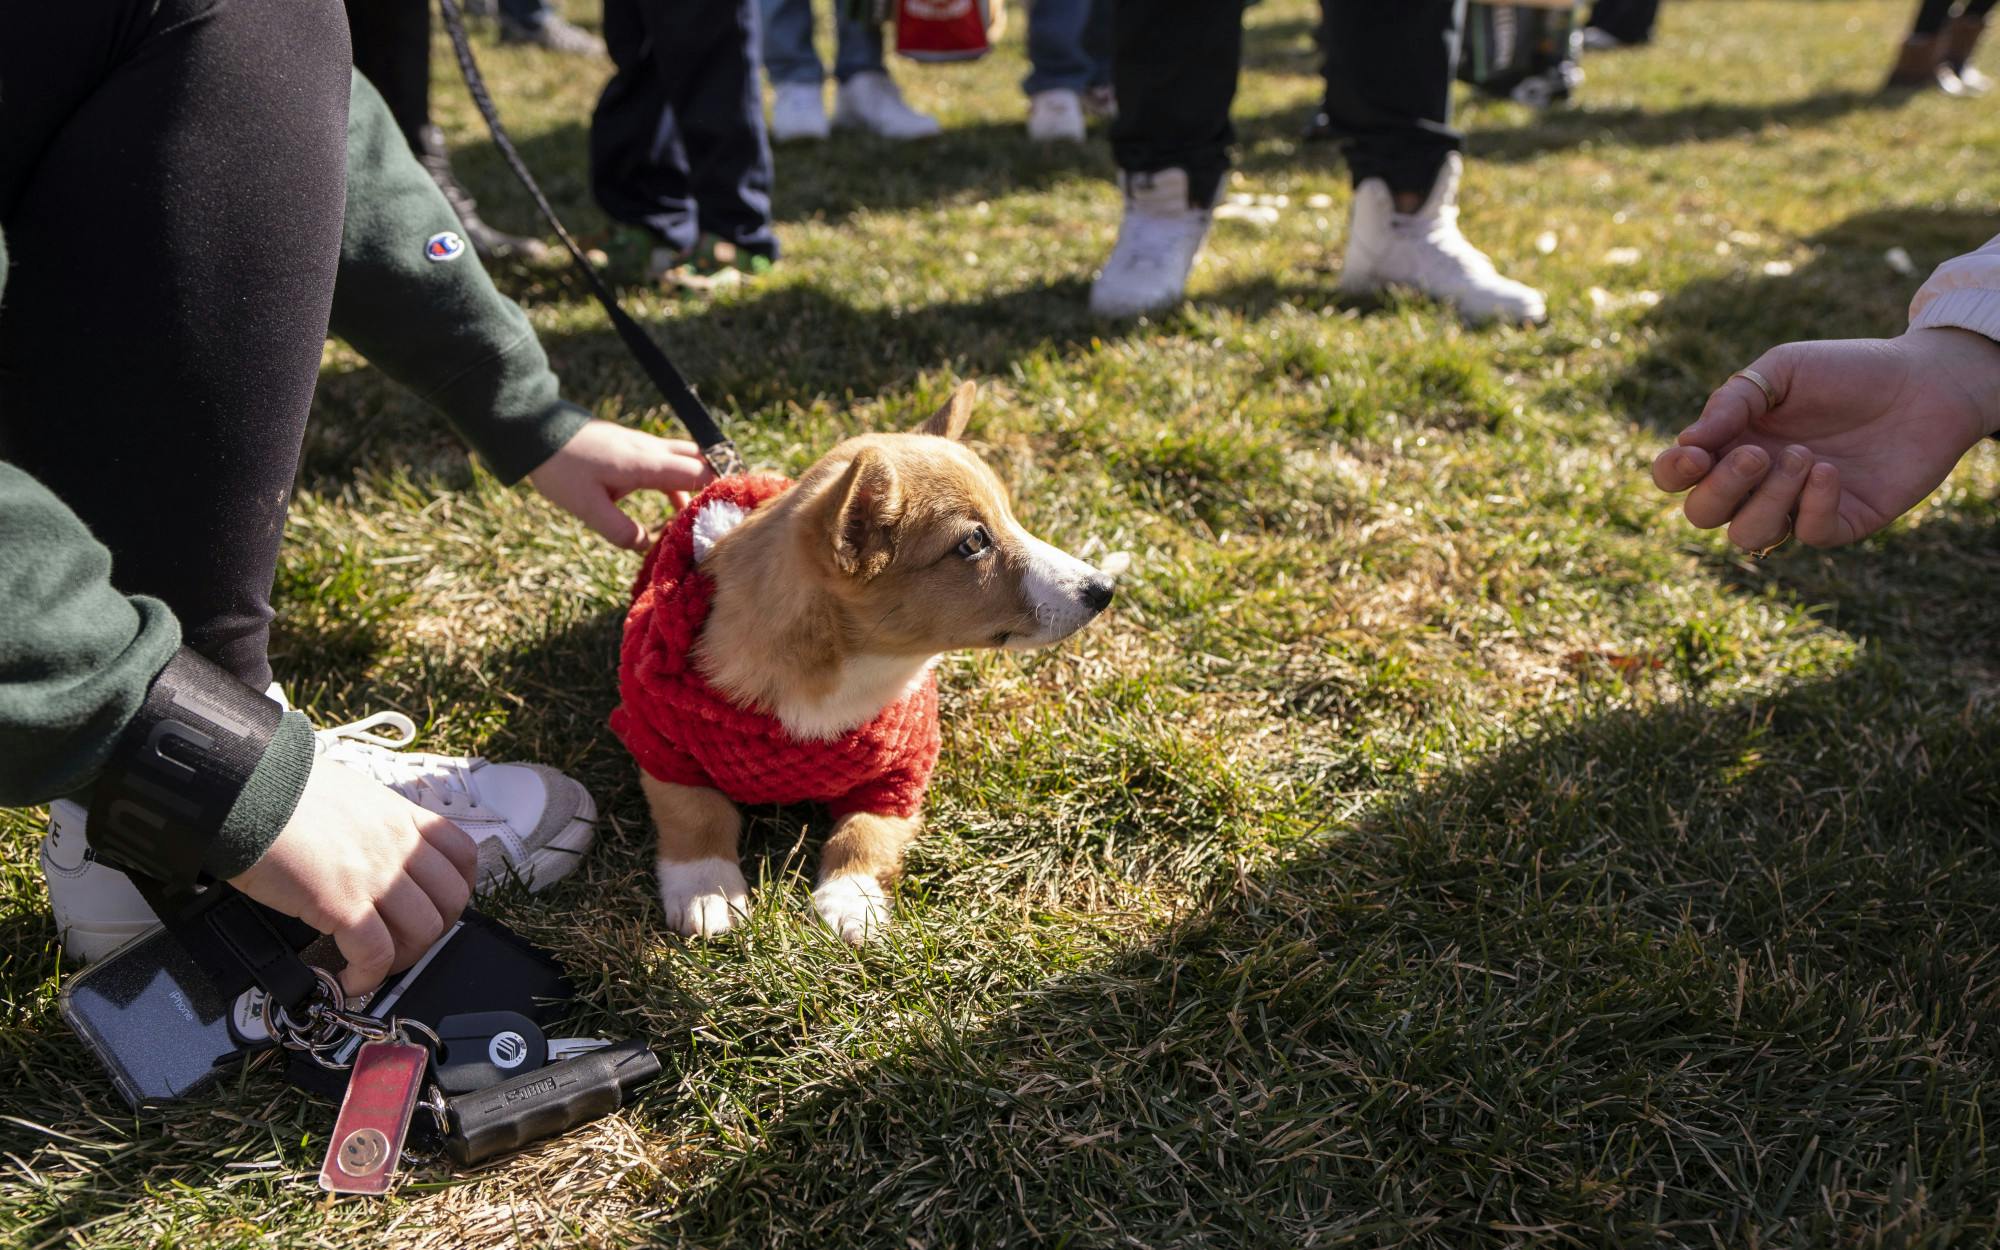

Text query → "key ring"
[262,967,346,1052]
[260,970,448,1071]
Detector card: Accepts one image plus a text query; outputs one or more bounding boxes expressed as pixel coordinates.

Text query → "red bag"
[895,0,991,62]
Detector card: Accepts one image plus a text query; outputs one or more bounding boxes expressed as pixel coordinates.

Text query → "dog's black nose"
[1081,575,1115,614]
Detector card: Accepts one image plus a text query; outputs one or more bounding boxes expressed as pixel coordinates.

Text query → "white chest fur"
[775,653,939,741]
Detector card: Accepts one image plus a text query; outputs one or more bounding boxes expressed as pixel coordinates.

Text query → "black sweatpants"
[590,0,779,258]
[0,0,352,692]
[1110,0,1466,206]
[1911,0,2000,36]
[346,0,433,150]
[1586,0,1660,44]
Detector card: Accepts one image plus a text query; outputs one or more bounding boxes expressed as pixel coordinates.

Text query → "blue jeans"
[760,0,884,85]
[1025,0,1111,94]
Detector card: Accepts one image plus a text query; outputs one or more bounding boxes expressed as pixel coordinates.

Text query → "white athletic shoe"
[833,72,941,140]
[770,82,831,143]
[38,709,599,963]
[1027,88,1086,142]
[1088,168,1213,318]
[314,711,597,896]
[40,799,155,964]
[1338,153,1547,326]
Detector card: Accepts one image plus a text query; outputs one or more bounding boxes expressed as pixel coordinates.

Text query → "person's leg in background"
[1089,0,1246,317]
[1081,0,1116,115]
[1324,0,1545,324]
[594,0,779,283]
[1888,0,1959,87]
[668,0,782,265]
[346,0,550,259]
[764,0,835,141]
[0,0,351,691]
[830,7,940,138]
[495,0,609,56]
[1942,0,1998,94]
[1025,0,1098,142]
[592,0,702,267]
[1581,0,1661,50]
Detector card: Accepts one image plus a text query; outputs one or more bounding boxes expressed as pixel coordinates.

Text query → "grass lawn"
[7,1,2000,1245]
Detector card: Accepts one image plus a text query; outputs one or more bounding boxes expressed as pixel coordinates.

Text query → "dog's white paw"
[812,874,889,946]
[657,857,750,938]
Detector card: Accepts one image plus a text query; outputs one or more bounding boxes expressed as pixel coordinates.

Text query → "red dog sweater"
[611,476,940,818]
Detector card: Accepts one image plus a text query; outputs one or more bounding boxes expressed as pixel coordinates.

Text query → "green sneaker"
[651,235,774,292]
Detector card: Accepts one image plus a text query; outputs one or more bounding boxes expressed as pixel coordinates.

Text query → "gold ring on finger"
[1731,367,1778,410]
[1751,518,1794,559]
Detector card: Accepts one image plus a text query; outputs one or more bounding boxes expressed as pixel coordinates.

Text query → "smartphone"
[59,925,263,1110]
[62,911,576,1109]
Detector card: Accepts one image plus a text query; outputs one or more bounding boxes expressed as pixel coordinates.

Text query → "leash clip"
[701,440,746,479]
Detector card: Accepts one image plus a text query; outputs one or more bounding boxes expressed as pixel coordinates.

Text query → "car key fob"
[434,1011,547,1093]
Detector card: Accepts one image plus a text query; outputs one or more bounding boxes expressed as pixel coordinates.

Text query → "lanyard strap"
[434,0,746,480]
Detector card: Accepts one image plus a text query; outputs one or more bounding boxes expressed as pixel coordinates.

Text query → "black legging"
[1913,0,1999,36]
[0,0,351,692]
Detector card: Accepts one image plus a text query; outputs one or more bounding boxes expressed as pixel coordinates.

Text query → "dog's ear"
[830,447,902,579]
[912,381,976,441]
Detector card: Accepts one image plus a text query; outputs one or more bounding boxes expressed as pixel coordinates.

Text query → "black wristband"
[86,649,282,888]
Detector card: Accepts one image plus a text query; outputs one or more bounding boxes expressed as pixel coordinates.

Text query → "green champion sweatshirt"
[0,70,590,876]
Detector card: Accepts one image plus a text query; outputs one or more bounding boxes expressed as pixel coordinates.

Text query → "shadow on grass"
[310,272,1338,480]
[653,654,2000,1248]
[1463,88,1902,165]
[1610,208,2000,432]
[1231,86,1908,180]
[453,115,1114,239]
[1705,511,2000,673]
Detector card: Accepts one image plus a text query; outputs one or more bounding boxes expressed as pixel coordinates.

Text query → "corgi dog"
[611,383,1114,943]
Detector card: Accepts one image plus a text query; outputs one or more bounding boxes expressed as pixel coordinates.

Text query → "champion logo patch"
[425,231,467,263]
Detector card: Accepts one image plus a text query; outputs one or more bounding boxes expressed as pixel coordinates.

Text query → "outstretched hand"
[1650,328,2000,552]
[528,420,714,550]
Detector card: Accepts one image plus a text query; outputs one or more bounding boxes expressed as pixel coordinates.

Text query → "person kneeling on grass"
[1650,235,2000,552]
[2,6,708,998]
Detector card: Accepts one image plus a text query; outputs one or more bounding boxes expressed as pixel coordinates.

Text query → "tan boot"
[1884,34,1943,89]
[1943,14,1993,95]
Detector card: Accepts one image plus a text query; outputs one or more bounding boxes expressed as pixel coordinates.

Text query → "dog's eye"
[955,525,993,560]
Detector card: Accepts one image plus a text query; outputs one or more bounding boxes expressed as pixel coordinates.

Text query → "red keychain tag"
[318,1038,431,1195]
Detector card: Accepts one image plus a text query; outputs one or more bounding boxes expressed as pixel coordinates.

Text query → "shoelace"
[316,711,480,811]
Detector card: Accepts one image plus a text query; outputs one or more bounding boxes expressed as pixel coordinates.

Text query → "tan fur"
[820,811,923,885]
[644,383,1111,944]
[642,774,740,863]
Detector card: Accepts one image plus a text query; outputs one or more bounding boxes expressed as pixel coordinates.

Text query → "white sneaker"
[315,712,597,896]
[832,72,941,140]
[770,82,830,143]
[1088,168,1213,318]
[1338,153,1547,326]
[1026,88,1086,142]
[40,798,155,963]
[38,710,599,963]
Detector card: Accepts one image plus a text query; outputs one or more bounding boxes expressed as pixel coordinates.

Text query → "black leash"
[434,0,746,480]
